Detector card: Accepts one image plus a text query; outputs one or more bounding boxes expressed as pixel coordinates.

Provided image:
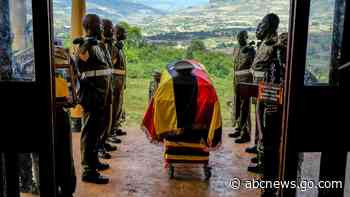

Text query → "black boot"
[235,132,250,144]
[104,143,117,152]
[247,163,263,174]
[96,162,110,171]
[82,172,109,184]
[97,145,112,159]
[228,131,241,138]
[107,136,122,144]
[251,157,258,164]
[115,129,127,136]
[98,150,112,159]
[245,146,258,154]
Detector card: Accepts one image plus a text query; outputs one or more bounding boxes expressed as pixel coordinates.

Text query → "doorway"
[1,0,350,197]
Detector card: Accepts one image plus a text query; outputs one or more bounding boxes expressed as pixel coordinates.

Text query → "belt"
[234,69,265,78]
[252,70,265,78]
[82,69,112,78]
[235,69,251,76]
[112,69,126,75]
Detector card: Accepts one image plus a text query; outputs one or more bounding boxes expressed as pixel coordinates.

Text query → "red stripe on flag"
[195,77,218,126]
[142,99,156,139]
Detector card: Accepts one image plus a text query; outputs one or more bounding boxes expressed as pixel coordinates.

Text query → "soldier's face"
[238,33,248,46]
[103,23,114,39]
[117,30,128,41]
[89,17,102,38]
[256,20,269,40]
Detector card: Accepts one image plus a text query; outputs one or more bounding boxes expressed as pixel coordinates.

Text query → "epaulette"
[73,37,98,54]
[72,37,84,45]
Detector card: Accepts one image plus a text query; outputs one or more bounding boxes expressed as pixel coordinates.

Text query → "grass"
[124,72,234,128]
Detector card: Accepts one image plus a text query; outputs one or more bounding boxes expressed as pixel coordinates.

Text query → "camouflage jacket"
[251,34,280,83]
[111,43,127,90]
[74,37,112,111]
[232,45,255,82]
[252,34,279,73]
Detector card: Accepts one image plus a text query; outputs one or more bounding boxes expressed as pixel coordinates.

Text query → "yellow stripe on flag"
[164,140,207,149]
[164,154,209,161]
[153,72,180,136]
[207,101,222,147]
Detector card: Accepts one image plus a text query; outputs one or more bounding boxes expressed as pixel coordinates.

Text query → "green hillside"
[104,24,234,127]
[123,40,234,127]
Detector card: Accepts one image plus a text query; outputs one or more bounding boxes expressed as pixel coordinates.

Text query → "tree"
[186,39,206,59]
[118,21,144,47]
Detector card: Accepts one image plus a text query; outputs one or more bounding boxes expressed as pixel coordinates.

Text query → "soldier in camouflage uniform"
[249,13,283,197]
[248,13,280,174]
[110,24,128,137]
[229,30,255,144]
[96,18,118,160]
[148,70,162,103]
[74,14,110,184]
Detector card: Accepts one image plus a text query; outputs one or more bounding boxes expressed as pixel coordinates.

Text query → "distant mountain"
[53,0,165,32]
[141,0,291,36]
[141,0,334,36]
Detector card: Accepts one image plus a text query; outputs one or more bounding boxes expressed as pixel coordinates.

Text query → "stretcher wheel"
[168,164,174,179]
[204,165,212,180]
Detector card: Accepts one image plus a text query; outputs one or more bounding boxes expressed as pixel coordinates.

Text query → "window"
[0,0,35,82]
[305,0,337,84]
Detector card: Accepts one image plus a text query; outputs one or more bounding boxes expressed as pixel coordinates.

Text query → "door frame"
[279,0,350,196]
[0,0,57,196]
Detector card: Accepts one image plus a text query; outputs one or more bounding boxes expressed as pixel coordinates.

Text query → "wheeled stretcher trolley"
[142,60,222,180]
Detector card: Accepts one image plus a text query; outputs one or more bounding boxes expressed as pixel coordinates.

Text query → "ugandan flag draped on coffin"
[142,60,222,162]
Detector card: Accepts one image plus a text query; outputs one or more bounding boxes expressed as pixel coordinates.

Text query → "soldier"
[51,43,77,197]
[248,13,283,196]
[110,23,128,137]
[96,18,118,160]
[228,30,255,144]
[148,70,162,103]
[54,74,76,196]
[248,13,280,175]
[74,14,110,184]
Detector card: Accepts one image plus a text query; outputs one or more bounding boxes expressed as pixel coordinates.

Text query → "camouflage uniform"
[97,40,114,149]
[111,42,127,131]
[75,37,112,176]
[232,44,255,138]
[251,33,280,175]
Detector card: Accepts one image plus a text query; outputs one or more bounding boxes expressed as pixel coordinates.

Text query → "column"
[10,0,27,51]
[71,0,86,40]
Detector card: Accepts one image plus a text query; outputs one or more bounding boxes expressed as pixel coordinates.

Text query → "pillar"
[71,0,86,40]
[10,0,27,51]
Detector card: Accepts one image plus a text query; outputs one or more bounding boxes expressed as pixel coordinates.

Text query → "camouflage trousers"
[256,102,282,180]
[111,77,125,130]
[81,106,106,175]
[232,94,251,136]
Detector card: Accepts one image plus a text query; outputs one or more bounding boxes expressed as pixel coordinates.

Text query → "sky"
[130,0,209,11]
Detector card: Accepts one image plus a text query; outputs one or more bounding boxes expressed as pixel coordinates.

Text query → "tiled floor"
[71,128,261,197]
